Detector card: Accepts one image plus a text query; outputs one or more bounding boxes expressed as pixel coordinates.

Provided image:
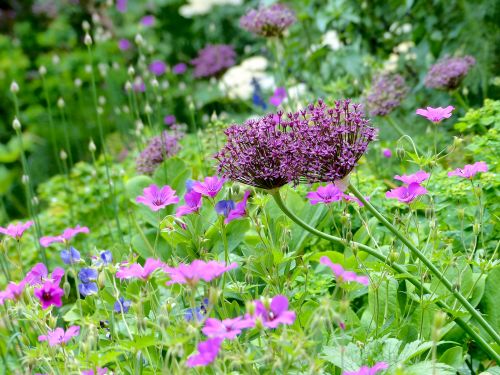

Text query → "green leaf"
[439,346,463,369]
[481,266,500,332]
[131,228,171,261]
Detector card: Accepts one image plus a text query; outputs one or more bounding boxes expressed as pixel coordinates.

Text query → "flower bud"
[89,140,96,152]
[21,175,29,184]
[457,208,465,220]
[12,117,21,130]
[60,150,67,160]
[389,251,400,262]
[74,78,82,87]
[396,146,405,159]
[39,65,47,76]
[84,34,92,46]
[125,81,132,91]
[151,78,159,88]
[10,81,19,93]
[134,34,144,46]
[57,97,65,108]
[127,66,135,76]
[32,196,39,206]
[63,281,71,298]
[144,103,153,114]
[52,54,60,65]
[98,96,106,106]
[82,20,90,31]
[473,222,481,235]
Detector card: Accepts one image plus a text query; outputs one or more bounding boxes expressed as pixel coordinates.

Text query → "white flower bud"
[74,78,82,87]
[127,66,135,76]
[89,140,96,152]
[91,13,100,24]
[97,107,104,115]
[144,104,152,114]
[98,96,106,106]
[82,20,90,31]
[10,81,19,93]
[52,55,60,65]
[125,81,132,92]
[12,117,21,130]
[22,175,29,184]
[32,196,39,206]
[57,98,65,108]
[85,65,92,74]
[135,120,144,131]
[122,105,130,114]
[84,34,93,46]
[60,150,67,160]
[134,34,144,46]
[151,78,159,88]
[39,66,47,76]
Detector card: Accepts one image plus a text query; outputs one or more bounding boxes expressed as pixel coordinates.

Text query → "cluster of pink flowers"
[448,161,488,179]
[386,170,429,204]
[164,260,237,286]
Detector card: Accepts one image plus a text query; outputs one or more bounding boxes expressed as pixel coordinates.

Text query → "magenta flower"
[386,182,427,204]
[382,148,392,158]
[202,317,255,340]
[164,260,237,286]
[136,184,179,211]
[251,295,296,328]
[416,106,454,123]
[320,256,369,286]
[0,281,26,305]
[307,184,343,205]
[0,220,33,240]
[40,225,89,247]
[24,263,64,286]
[269,87,287,107]
[149,60,166,76]
[116,258,165,280]
[448,161,488,179]
[225,190,251,224]
[176,191,203,217]
[342,194,366,207]
[116,0,127,12]
[141,15,155,27]
[186,337,223,367]
[34,281,64,309]
[118,39,131,51]
[192,176,225,198]
[164,114,176,125]
[344,362,389,375]
[38,326,80,347]
[172,63,187,75]
[82,368,108,375]
[393,170,430,184]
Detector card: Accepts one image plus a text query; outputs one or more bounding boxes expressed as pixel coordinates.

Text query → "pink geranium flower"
[164,260,237,286]
[0,280,26,305]
[416,106,454,123]
[448,161,488,179]
[82,368,108,375]
[176,191,203,217]
[40,225,89,247]
[269,87,287,107]
[34,281,65,309]
[116,258,165,280]
[202,317,255,340]
[307,184,343,205]
[0,220,33,240]
[192,176,225,198]
[344,362,389,375]
[38,326,80,347]
[23,263,64,286]
[320,256,369,286]
[225,190,251,224]
[186,337,223,367]
[251,295,296,329]
[136,184,179,211]
[386,182,427,204]
[393,170,430,184]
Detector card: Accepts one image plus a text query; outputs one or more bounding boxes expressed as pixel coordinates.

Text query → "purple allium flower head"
[320,256,369,286]
[34,281,64,309]
[149,60,166,76]
[386,182,427,204]
[164,114,176,125]
[344,362,389,375]
[366,73,408,116]
[186,337,223,367]
[251,295,296,328]
[116,0,127,13]
[424,55,476,90]
[448,161,488,179]
[141,15,155,27]
[215,99,377,189]
[118,39,131,51]
[394,170,430,184]
[382,148,392,158]
[269,87,287,107]
[172,63,187,75]
[136,131,181,175]
[60,247,81,265]
[116,258,165,280]
[0,220,33,240]
[306,184,343,205]
[191,44,236,78]
[192,176,225,198]
[416,106,454,123]
[114,297,132,313]
[164,260,238,286]
[40,225,89,247]
[176,191,203,217]
[240,3,296,37]
[202,317,255,340]
[136,184,179,211]
[215,200,235,217]
[38,326,80,347]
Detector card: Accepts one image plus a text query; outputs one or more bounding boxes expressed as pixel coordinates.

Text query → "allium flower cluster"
[240,3,296,37]
[365,73,408,116]
[191,44,236,78]
[215,99,377,189]
[136,131,181,175]
[424,55,476,90]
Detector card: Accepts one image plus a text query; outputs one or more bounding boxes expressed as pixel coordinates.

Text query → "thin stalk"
[348,185,500,345]
[269,189,500,361]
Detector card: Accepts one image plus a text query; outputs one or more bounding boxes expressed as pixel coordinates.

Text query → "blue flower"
[251,78,267,109]
[184,298,209,321]
[60,247,81,265]
[79,267,98,283]
[78,282,98,296]
[215,200,235,217]
[186,179,195,193]
[114,296,132,313]
[100,250,113,265]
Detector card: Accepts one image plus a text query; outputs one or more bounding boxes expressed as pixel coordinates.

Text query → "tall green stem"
[348,185,500,345]
[269,189,500,361]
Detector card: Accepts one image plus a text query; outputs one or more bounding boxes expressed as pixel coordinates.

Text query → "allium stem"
[348,185,500,346]
[270,189,500,361]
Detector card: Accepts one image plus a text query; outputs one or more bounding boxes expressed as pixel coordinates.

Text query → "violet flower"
[38,326,80,347]
[118,39,131,51]
[225,190,251,224]
[416,106,454,123]
[164,115,176,125]
[186,337,223,367]
[382,148,392,158]
[0,220,33,240]
[34,281,64,309]
[141,15,155,27]
[424,55,475,90]
[320,256,369,286]
[366,73,407,116]
[172,63,187,75]
[116,0,127,13]
[251,295,296,328]
[78,268,98,297]
[448,161,488,179]
[215,200,235,217]
[192,176,225,198]
[269,87,287,107]
[149,60,166,76]
[202,317,255,340]
[191,44,236,78]
[40,225,89,248]
[393,170,430,184]
[307,184,343,205]
[114,297,132,313]
[136,131,181,175]
[0,280,26,305]
[99,250,113,265]
[176,191,203,217]
[240,3,296,37]
[136,184,179,211]
[386,182,427,204]
[164,260,238,286]
[116,258,165,280]
[24,263,64,286]
[344,362,389,375]
[60,247,81,265]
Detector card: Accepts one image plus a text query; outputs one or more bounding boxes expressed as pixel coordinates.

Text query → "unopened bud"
[60,150,67,160]
[396,146,405,159]
[74,78,82,87]
[52,55,60,65]
[82,20,90,31]
[125,81,132,91]
[21,175,29,184]
[63,281,71,298]
[39,66,47,76]
[84,34,92,46]
[389,251,400,262]
[134,34,143,45]
[12,117,21,130]
[98,96,106,106]
[97,107,103,115]
[127,66,135,76]
[57,98,65,108]
[457,208,465,220]
[32,196,39,206]
[89,140,96,152]
[135,120,144,131]
[151,78,159,88]
[144,104,152,114]
[473,222,481,235]
[10,81,19,93]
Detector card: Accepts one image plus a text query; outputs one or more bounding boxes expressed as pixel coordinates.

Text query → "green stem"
[269,189,500,361]
[348,185,500,345]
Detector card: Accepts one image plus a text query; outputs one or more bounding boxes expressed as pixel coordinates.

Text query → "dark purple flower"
[149,60,166,76]
[60,247,81,265]
[114,297,132,313]
[141,15,155,27]
[215,200,236,217]
[172,63,187,75]
[191,44,236,78]
[186,337,223,367]
[240,3,296,37]
[250,295,296,328]
[34,281,64,309]
[176,191,203,217]
[365,73,407,116]
[118,39,131,51]
[382,148,392,158]
[164,115,176,125]
[424,55,476,90]
[136,131,181,175]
